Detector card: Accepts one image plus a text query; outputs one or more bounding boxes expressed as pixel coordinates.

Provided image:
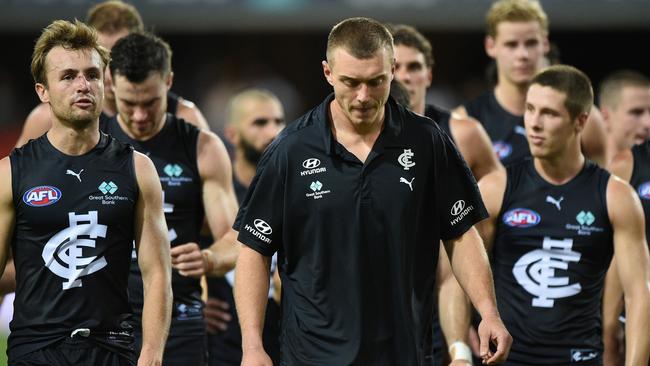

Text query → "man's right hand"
[477,315,512,365]
[204,297,232,333]
[242,346,273,366]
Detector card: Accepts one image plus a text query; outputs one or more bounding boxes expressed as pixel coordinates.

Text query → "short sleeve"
[435,130,488,240]
[233,145,284,256]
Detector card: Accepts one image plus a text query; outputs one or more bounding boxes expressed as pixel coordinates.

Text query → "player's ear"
[575,112,589,133]
[485,36,497,59]
[323,60,334,86]
[35,83,49,103]
[165,72,174,91]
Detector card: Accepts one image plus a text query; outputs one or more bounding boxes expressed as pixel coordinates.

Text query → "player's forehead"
[45,47,103,75]
[494,20,544,41]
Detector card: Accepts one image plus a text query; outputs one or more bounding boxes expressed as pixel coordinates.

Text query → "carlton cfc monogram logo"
[42,211,108,290]
[512,237,582,308]
[398,149,415,170]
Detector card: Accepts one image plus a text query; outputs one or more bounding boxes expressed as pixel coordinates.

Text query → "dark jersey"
[424,104,452,142]
[494,159,613,365]
[630,141,650,249]
[464,91,530,166]
[101,114,205,335]
[8,133,137,360]
[234,95,487,365]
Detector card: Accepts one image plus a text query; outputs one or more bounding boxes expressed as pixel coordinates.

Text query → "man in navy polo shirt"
[233,17,512,366]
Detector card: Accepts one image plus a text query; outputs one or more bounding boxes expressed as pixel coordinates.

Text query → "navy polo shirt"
[234,94,488,366]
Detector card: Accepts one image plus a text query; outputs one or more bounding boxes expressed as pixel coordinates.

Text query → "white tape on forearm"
[449,341,472,362]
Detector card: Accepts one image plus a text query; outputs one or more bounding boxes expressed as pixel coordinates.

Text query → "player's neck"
[605,135,632,167]
[329,100,383,163]
[412,99,425,115]
[47,120,100,156]
[116,114,166,141]
[102,98,117,118]
[534,147,585,185]
[494,80,528,116]
[233,154,256,188]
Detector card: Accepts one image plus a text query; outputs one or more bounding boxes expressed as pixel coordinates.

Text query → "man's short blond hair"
[326,17,394,66]
[86,0,144,34]
[486,0,548,38]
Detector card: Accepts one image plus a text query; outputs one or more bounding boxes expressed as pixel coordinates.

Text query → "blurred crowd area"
[0,25,648,155]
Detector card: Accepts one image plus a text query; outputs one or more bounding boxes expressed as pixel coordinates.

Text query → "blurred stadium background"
[0,0,649,363]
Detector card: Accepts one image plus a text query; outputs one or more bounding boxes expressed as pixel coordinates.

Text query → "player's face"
[607,86,650,147]
[36,46,104,129]
[113,71,170,140]
[525,84,582,159]
[98,28,130,102]
[394,45,432,110]
[323,47,394,128]
[237,99,285,159]
[487,21,549,87]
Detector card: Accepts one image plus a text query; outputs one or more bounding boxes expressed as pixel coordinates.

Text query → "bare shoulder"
[606,174,643,225]
[0,157,13,203]
[16,103,52,148]
[478,168,507,194]
[448,114,485,144]
[197,130,231,178]
[176,97,210,131]
[608,149,633,182]
[133,151,159,189]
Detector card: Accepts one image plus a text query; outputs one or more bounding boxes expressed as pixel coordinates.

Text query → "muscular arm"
[134,152,173,366]
[235,245,273,366]
[449,114,503,181]
[15,103,52,148]
[607,176,650,365]
[171,131,239,278]
[0,157,15,279]
[177,97,211,131]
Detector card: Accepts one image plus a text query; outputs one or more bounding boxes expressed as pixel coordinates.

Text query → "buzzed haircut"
[109,32,172,83]
[388,23,434,68]
[326,17,394,65]
[599,70,650,109]
[226,88,282,127]
[86,0,144,34]
[31,19,110,86]
[531,64,593,121]
[486,0,549,38]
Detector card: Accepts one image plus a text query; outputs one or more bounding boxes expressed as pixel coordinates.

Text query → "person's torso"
[9,133,137,358]
[494,159,613,365]
[464,91,530,166]
[101,114,205,334]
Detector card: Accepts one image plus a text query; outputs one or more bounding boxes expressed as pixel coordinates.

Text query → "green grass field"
[0,333,6,366]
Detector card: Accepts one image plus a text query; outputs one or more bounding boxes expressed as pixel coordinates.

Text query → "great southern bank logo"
[503,208,541,228]
[98,181,118,195]
[164,164,183,177]
[23,186,62,207]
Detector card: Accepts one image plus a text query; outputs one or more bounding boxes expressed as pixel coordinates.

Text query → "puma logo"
[546,195,564,210]
[400,177,415,191]
[66,169,84,182]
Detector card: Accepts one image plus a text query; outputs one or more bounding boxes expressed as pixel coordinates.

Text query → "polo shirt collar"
[319,93,406,156]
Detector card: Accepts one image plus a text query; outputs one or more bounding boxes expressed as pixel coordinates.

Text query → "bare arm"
[133,152,173,366]
[607,176,650,365]
[177,97,211,131]
[15,103,52,148]
[0,157,15,279]
[235,245,273,366]
[581,107,608,167]
[449,114,503,181]
[170,131,239,278]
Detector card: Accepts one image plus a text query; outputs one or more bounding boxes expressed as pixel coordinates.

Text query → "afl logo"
[254,219,272,235]
[503,208,541,228]
[638,182,650,200]
[451,200,466,216]
[493,141,512,160]
[23,186,62,207]
[302,158,321,169]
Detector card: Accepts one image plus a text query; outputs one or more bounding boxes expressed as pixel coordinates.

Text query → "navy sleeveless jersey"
[494,159,613,365]
[101,114,205,335]
[424,104,453,143]
[464,91,530,166]
[8,133,138,360]
[630,141,650,249]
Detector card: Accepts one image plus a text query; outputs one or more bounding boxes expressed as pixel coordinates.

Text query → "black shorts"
[135,332,207,366]
[9,337,135,366]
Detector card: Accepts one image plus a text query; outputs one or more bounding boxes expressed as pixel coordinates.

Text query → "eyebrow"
[339,73,388,82]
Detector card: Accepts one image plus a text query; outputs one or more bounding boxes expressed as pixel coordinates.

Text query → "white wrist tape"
[449,341,472,362]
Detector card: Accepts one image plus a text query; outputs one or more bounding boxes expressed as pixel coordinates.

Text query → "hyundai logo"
[450,200,466,216]
[302,158,321,169]
[253,219,273,235]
